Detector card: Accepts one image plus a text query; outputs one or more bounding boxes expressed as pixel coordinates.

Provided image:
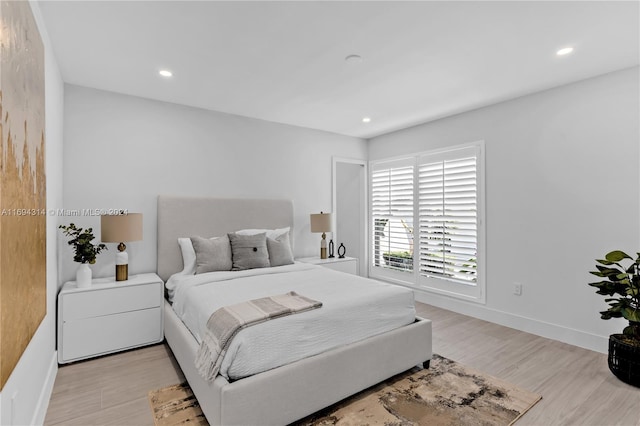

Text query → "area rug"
[148,354,542,426]
[148,382,208,426]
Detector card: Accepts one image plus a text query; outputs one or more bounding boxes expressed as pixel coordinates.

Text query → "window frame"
[368,141,486,304]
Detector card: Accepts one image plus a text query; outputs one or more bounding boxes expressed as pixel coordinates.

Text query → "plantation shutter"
[371,159,414,272]
[418,147,478,284]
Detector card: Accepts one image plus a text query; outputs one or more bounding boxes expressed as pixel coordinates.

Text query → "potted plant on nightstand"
[60,223,107,288]
[588,250,640,387]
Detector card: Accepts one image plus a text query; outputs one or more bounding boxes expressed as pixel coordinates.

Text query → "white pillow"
[177,237,197,275]
[267,231,294,267]
[236,227,290,239]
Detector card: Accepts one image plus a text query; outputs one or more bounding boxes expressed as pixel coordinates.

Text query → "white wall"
[61,85,367,282]
[0,2,64,425]
[369,67,640,353]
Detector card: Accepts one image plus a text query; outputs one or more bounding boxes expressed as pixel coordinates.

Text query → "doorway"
[332,158,367,276]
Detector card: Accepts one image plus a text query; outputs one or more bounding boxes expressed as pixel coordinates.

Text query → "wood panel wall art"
[0,0,46,390]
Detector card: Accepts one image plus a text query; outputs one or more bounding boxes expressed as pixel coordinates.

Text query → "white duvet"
[168,263,416,380]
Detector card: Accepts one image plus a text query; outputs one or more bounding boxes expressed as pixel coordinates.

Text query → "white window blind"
[418,151,477,284]
[371,159,414,273]
[369,142,485,303]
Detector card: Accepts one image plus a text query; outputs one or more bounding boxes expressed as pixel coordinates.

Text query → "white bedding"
[167,263,416,380]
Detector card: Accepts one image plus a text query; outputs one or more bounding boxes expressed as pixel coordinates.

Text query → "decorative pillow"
[190,236,233,274]
[178,237,197,275]
[228,232,270,271]
[236,227,290,240]
[267,231,294,267]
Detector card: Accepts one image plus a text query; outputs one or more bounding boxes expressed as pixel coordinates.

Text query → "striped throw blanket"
[195,291,323,381]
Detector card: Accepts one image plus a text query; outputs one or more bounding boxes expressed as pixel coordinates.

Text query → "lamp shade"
[310,212,332,233]
[101,213,143,243]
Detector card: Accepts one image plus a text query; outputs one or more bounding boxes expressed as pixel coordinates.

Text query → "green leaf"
[596,259,615,266]
[590,281,617,296]
[588,280,611,287]
[595,265,623,276]
[605,250,632,262]
[601,312,613,320]
[621,308,640,322]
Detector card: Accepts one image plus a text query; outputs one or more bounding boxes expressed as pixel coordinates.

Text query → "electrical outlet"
[514,283,522,296]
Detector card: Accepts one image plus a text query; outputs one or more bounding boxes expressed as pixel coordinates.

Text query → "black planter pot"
[608,334,640,387]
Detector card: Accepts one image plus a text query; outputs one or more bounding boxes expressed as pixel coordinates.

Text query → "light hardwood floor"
[44,302,640,426]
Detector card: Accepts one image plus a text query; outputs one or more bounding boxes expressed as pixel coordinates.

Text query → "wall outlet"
[514,282,523,296]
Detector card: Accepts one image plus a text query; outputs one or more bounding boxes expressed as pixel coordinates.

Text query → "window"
[371,159,414,273]
[370,142,485,303]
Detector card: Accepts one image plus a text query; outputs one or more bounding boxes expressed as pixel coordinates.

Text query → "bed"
[157,195,432,425]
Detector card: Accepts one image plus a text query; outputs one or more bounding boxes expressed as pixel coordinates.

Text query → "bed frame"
[157,195,432,425]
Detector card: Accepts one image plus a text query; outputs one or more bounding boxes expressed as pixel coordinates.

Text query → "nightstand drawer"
[62,282,162,321]
[61,307,162,362]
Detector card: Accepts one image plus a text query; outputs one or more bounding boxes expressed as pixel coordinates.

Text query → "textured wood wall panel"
[0,0,46,390]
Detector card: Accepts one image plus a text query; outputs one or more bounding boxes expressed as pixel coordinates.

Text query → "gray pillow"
[190,236,232,274]
[267,231,294,267]
[228,232,270,271]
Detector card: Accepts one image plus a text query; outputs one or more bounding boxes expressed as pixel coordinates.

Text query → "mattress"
[167,262,416,380]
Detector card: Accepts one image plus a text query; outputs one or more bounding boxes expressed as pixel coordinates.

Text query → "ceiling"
[38,1,639,139]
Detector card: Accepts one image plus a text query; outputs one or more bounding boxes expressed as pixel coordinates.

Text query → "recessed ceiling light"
[345,54,363,63]
[362,117,371,123]
[159,69,173,77]
[556,47,574,56]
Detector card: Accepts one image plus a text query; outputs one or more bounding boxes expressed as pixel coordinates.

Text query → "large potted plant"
[588,250,640,387]
[60,223,107,288]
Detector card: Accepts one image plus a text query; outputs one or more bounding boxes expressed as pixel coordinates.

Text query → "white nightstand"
[57,272,164,364]
[297,256,358,275]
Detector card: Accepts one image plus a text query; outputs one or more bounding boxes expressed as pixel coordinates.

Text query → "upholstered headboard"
[156,195,294,282]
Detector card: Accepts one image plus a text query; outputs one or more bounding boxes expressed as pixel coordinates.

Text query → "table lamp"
[310,212,332,259]
[101,212,143,281]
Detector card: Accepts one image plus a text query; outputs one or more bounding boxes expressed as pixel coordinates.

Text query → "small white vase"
[76,263,92,288]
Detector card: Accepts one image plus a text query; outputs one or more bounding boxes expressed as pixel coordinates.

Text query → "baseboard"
[414,291,609,354]
[31,350,58,426]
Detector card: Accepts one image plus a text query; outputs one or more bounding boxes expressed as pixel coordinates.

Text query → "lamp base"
[116,264,128,281]
[320,232,328,259]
